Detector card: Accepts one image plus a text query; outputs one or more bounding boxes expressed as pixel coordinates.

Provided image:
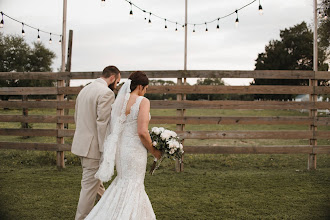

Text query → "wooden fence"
[0,70,329,170]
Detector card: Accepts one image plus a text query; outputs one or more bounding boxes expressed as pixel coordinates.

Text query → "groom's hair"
[102,66,120,78]
[129,71,149,91]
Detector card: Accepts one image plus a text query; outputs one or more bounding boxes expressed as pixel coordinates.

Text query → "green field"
[0,109,329,219]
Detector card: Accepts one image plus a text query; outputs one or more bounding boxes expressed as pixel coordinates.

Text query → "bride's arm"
[137,98,162,159]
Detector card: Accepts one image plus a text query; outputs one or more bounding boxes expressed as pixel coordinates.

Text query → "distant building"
[295,94,329,114]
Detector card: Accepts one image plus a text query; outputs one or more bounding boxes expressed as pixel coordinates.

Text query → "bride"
[85,71,162,220]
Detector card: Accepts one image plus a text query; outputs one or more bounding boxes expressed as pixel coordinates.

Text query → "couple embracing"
[71,66,162,220]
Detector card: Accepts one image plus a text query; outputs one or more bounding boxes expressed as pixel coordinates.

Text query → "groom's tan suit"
[72,78,115,220]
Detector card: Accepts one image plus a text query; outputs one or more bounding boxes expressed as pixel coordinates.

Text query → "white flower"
[179,143,183,150]
[167,140,175,149]
[170,131,177,138]
[152,141,157,146]
[152,127,160,135]
[159,127,165,133]
[173,141,180,149]
[160,130,172,140]
[169,149,175,154]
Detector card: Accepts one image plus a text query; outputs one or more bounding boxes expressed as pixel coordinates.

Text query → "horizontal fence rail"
[1,115,329,126]
[1,85,330,95]
[0,70,329,169]
[1,100,329,110]
[1,70,330,80]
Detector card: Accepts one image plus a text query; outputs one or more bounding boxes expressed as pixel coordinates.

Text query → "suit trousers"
[75,157,105,220]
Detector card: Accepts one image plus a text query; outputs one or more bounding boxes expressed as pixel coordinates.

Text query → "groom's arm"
[96,90,115,153]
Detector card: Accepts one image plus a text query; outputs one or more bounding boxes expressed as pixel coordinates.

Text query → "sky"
[0,0,315,86]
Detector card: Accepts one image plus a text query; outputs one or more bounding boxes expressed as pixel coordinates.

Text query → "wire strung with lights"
[0,11,62,44]
[113,0,268,32]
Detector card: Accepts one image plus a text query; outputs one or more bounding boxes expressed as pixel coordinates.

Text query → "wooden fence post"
[57,79,65,169]
[308,73,317,170]
[21,95,29,139]
[175,77,185,172]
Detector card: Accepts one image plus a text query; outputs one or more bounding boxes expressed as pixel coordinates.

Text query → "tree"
[187,78,226,101]
[145,79,176,100]
[251,22,329,100]
[0,33,56,133]
[0,33,56,93]
[318,1,330,56]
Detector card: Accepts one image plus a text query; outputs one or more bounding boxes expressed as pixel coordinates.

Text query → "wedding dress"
[85,80,156,220]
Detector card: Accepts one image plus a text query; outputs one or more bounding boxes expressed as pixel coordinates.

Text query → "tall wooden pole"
[64,30,73,130]
[57,0,67,169]
[308,0,318,170]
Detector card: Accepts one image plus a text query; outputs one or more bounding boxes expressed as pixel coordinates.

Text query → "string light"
[59,35,62,44]
[49,33,52,44]
[324,12,328,20]
[143,10,147,20]
[193,24,195,33]
[101,0,106,7]
[258,0,263,15]
[37,29,40,42]
[129,2,133,17]
[235,10,239,27]
[148,12,152,24]
[205,22,208,32]
[318,10,323,18]
[0,11,61,45]
[175,22,178,31]
[0,12,4,28]
[122,0,259,32]
[21,23,25,36]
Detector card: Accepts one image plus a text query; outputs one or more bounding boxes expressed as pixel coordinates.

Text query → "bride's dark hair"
[128,71,149,91]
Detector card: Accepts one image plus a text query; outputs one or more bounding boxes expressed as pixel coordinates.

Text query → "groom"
[71,65,121,220]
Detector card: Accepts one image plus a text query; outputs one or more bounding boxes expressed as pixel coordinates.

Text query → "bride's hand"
[153,149,162,160]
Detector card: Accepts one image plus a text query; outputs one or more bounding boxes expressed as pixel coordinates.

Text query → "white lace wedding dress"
[85,96,156,220]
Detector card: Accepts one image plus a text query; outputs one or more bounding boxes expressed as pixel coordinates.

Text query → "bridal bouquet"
[149,127,184,175]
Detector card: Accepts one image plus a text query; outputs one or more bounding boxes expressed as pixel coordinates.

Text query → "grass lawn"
[0,151,329,220]
[0,108,329,219]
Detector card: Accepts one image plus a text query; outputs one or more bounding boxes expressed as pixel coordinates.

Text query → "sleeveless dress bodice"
[85,96,156,220]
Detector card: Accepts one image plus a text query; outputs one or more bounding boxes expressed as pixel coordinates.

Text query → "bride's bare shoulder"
[140,97,150,108]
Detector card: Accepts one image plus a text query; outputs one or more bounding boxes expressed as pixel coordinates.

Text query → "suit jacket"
[71,78,115,159]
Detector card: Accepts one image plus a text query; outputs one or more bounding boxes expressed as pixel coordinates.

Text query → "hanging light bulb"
[59,35,62,44]
[101,0,106,7]
[193,24,196,33]
[0,12,4,28]
[129,2,133,18]
[318,10,322,18]
[37,29,40,42]
[205,22,208,32]
[49,33,52,44]
[148,12,152,24]
[175,22,178,31]
[21,23,25,36]
[216,18,220,31]
[235,10,239,27]
[143,10,147,20]
[164,19,167,30]
[324,12,328,20]
[258,0,263,15]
